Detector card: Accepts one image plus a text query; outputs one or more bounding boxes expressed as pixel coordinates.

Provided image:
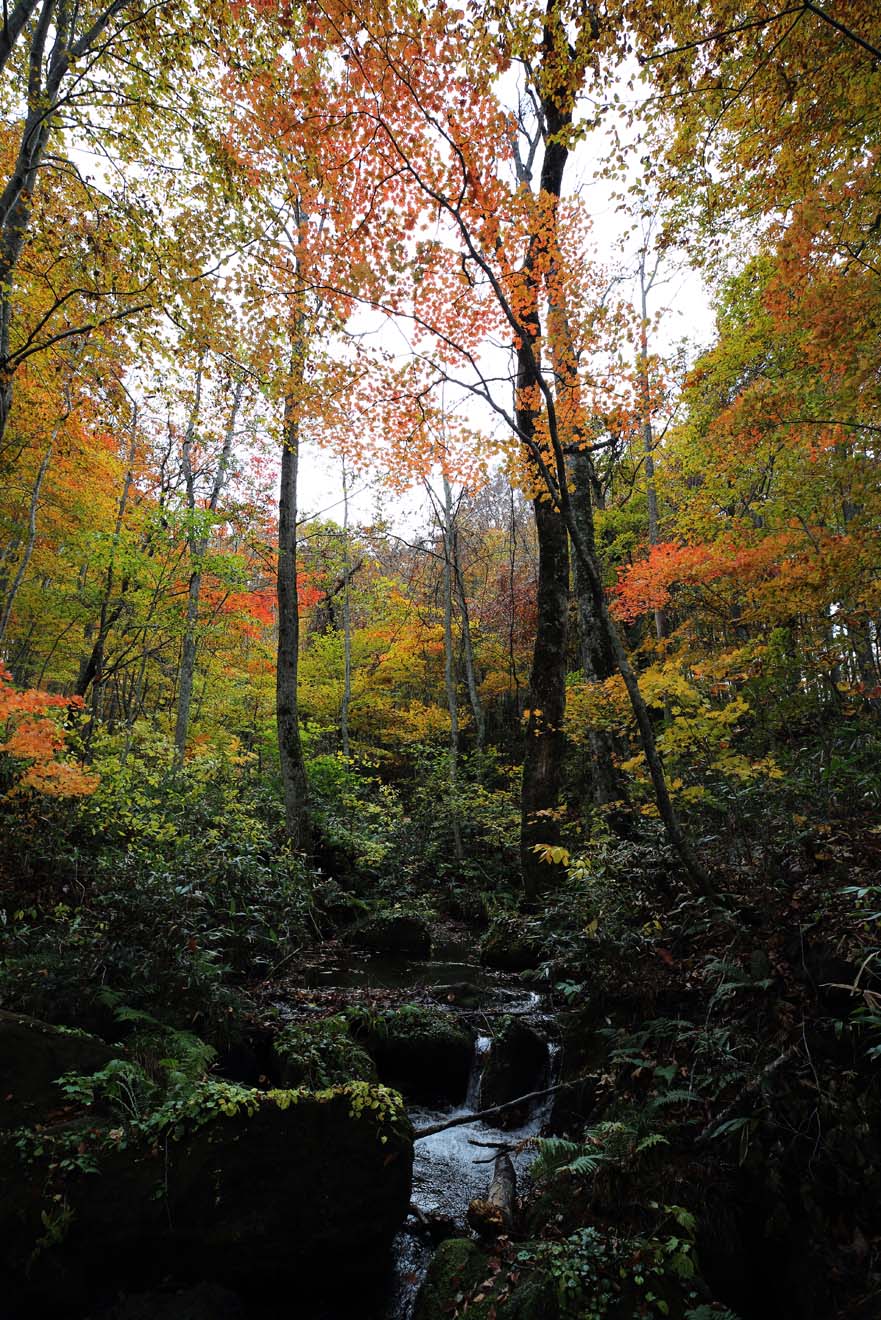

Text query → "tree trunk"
[441,475,464,862]
[340,457,353,757]
[75,413,138,702]
[454,538,485,756]
[637,247,667,642]
[277,367,311,852]
[520,491,569,899]
[568,449,625,810]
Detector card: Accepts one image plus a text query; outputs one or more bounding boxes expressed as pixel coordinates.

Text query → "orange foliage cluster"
[0,666,98,798]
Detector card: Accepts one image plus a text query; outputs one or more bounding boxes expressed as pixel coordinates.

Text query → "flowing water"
[368,941,559,1320]
[289,929,559,1320]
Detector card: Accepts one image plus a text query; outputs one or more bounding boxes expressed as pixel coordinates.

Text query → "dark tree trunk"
[568,449,626,811]
[276,383,311,852]
[520,491,569,899]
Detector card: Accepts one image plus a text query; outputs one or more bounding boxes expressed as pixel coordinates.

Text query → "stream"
[292,929,559,1320]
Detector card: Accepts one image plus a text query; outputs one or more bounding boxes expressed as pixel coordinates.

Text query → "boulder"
[0,1010,122,1129]
[1,1079,413,1314]
[354,1005,474,1105]
[478,1018,548,1125]
[414,1239,559,1320]
[479,919,542,973]
[347,912,432,958]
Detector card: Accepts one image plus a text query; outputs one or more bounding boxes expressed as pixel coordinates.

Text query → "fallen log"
[467,1151,517,1237]
[413,1080,570,1139]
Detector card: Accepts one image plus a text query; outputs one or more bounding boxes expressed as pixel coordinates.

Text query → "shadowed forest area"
[1,2,881,1318]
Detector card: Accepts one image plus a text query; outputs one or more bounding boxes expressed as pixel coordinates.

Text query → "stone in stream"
[353,1005,474,1105]
[479,918,543,973]
[1,1015,413,1314]
[478,1017,548,1127]
[414,1238,560,1320]
[346,911,432,958]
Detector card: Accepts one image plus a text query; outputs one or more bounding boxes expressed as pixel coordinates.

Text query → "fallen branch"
[413,1081,570,1139]
[468,1151,517,1236]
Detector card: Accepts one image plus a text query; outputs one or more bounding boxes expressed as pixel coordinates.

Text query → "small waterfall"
[465,1034,491,1110]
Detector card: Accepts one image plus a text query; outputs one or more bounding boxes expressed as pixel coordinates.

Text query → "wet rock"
[271,1015,377,1089]
[0,1010,123,1129]
[434,981,485,1010]
[1,1080,413,1314]
[347,912,432,958]
[353,1005,474,1104]
[479,1018,548,1124]
[414,1239,559,1320]
[479,919,542,973]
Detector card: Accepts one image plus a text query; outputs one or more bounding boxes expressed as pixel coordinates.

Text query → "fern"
[531,1136,605,1180]
[635,1132,669,1154]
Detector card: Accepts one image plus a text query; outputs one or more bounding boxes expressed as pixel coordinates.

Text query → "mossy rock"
[347,911,432,957]
[1,1079,413,1313]
[0,1010,123,1129]
[272,1015,377,1089]
[479,919,542,972]
[479,1018,548,1126]
[352,1005,474,1105]
[414,1239,559,1320]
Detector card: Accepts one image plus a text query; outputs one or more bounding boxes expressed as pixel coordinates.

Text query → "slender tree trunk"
[637,248,667,642]
[441,475,464,862]
[277,355,311,852]
[76,411,138,701]
[453,538,485,756]
[340,457,353,757]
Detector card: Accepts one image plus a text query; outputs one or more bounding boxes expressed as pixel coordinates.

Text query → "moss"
[350,1004,474,1104]
[415,1239,560,1320]
[1,1080,413,1311]
[346,910,432,957]
[272,1015,377,1089]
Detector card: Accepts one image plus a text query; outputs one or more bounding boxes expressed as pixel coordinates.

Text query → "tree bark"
[277,352,311,852]
[637,246,667,642]
[340,457,353,757]
[568,449,625,810]
[441,475,464,862]
[520,491,569,899]
[454,537,485,756]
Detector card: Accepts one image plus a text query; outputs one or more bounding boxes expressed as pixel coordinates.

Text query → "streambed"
[286,928,559,1320]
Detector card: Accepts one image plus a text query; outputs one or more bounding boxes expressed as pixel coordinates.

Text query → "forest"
[1,1,880,1318]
